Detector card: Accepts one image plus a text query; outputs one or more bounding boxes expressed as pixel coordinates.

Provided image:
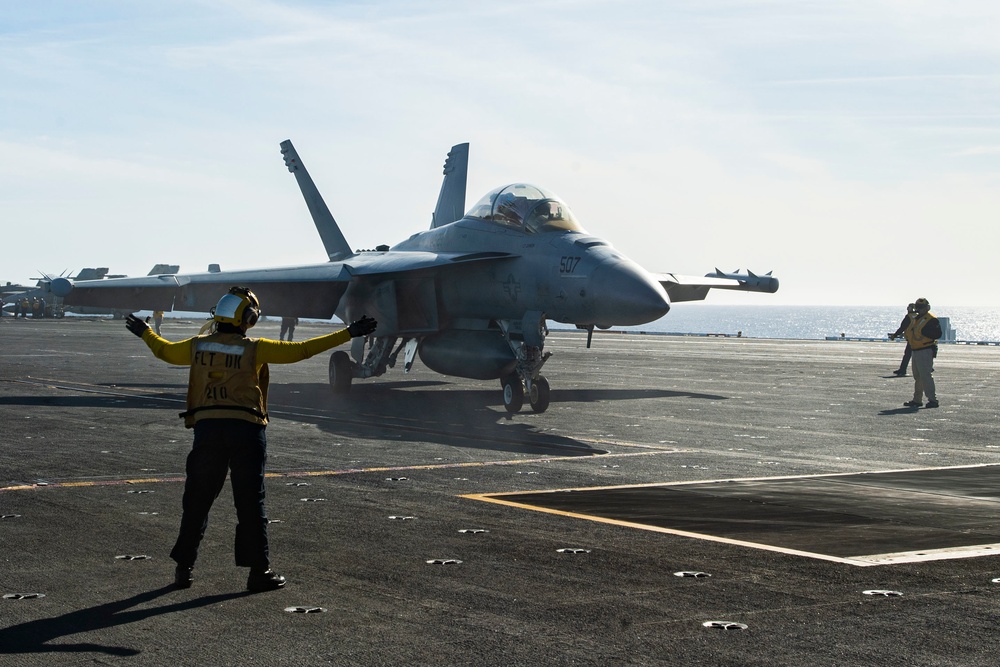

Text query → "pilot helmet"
[213,286,261,328]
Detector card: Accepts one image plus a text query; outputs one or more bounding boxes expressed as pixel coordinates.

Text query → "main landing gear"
[501,372,550,414]
[498,316,552,414]
[328,350,353,394]
[328,335,396,394]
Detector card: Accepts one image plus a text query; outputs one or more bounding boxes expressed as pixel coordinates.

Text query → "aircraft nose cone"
[50,277,74,297]
[589,261,670,326]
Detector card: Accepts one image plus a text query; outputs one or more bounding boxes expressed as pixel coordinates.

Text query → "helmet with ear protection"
[213,286,261,328]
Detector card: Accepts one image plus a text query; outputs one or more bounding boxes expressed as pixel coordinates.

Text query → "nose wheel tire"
[501,374,524,413]
[528,375,550,413]
[329,351,354,394]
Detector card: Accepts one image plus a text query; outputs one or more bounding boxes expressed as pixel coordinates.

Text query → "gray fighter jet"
[53,141,778,413]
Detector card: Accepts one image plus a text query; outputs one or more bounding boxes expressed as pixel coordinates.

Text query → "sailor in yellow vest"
[152,310,164,335]
[902,297,941,409]
[125,286,377,592]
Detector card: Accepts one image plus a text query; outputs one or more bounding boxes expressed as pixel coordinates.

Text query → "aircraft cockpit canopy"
[465,184,586,234]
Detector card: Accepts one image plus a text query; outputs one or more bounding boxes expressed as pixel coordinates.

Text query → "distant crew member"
[153,310,164,335]
[902,297,941,409]
[887,303,916,376]
[280,316,298,341]
[31,298,40,318]
[124,286,377,592]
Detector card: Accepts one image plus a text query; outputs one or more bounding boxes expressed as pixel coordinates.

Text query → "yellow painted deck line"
[462,462,1000,567]
[460,492,880,567]
[0,450,681,493]
[466,461,1000,497]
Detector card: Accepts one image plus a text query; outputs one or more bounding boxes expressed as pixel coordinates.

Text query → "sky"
[2,0,999,307]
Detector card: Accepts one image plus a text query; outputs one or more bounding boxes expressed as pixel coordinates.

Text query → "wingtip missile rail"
[709,268,779,294]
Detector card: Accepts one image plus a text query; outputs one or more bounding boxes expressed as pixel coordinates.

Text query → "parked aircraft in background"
[2,266,183,317]
[53,141,778,413]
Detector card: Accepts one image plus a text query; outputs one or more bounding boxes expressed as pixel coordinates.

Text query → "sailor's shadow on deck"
[0,586,246,656]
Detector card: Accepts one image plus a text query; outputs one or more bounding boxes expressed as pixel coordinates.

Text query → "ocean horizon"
[617,304,1000,343]
[106,304,1000,344]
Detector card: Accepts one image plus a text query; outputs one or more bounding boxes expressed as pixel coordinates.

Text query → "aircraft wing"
[654,269,779,303]
[55,264,351,318]
[54,251,515,319]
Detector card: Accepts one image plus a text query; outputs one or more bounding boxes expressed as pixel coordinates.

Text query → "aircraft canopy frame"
[465,184,586,234]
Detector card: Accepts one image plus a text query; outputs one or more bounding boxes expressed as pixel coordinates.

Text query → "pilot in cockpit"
[532,201,562,223]
[493,193,530,226]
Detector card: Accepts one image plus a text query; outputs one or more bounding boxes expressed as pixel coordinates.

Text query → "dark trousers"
[170,419,270,569]
[897,343,912,373]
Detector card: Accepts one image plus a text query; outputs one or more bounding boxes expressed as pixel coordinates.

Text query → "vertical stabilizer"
[430,143,469,229]
[280,140,353,261]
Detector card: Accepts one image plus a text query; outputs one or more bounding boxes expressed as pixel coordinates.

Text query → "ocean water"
[619,305,1000,342]
[119,305,1000,343]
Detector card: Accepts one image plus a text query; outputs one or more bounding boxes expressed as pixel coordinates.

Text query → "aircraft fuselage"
[386,217,670,331]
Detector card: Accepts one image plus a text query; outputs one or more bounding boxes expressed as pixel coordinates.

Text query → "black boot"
[174,565,193,589]
[247,568,286,592]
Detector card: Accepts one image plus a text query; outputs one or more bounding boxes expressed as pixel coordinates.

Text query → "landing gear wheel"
[329,351,353,394]
[528,375,550,413]
[501,374,524,414]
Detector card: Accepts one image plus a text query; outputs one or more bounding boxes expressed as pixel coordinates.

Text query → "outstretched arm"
[125,313,194,365]
[256,316,377,364]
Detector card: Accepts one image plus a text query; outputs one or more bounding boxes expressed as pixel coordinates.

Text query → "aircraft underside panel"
[176,282,348,319]
[64,281,348,319]
[418,329,517,380]
[62,285,177,312]
[395,277,439,333]
[346,276,439,336]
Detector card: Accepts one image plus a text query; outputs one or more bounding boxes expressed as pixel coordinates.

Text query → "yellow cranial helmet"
[213,286,261,328]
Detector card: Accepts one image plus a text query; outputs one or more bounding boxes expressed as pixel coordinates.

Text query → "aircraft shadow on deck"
[0,380,727,456]
[269,381,727,411]
[269,382,600,455]
[0,395,179,410]
[264,382,728,456]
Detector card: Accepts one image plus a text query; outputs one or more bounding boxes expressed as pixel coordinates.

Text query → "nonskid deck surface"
[2,318,999,666]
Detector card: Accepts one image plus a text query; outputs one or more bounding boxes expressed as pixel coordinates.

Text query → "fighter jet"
[53,141,778,413]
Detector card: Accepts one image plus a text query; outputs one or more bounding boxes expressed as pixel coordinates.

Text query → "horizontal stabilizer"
[147,264,180,275]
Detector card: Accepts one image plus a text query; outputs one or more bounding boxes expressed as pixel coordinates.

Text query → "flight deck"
[2,317,999,666]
